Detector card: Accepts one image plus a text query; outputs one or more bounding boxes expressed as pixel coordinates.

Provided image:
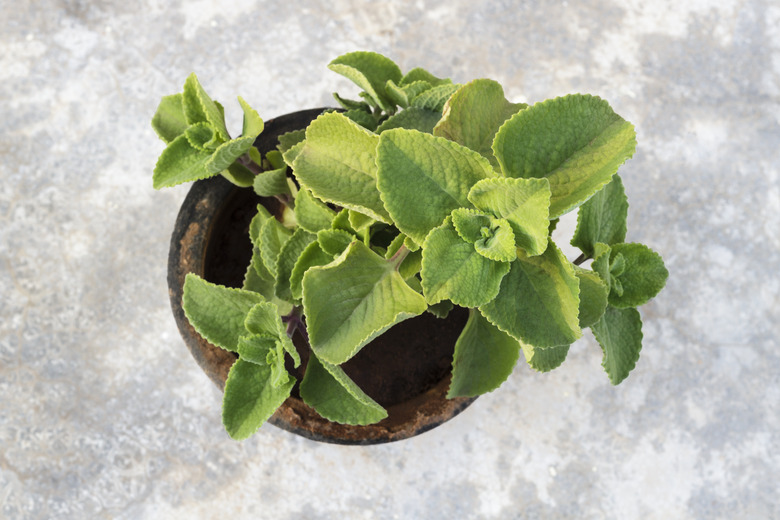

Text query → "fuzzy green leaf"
[302,241,427,365]
[448,309,521,398]
[244,302,300,367]
[184,122,222,151]
[277,129,306,155]
[293,112,390,223]
[450,208,493,244]
[493,94,636,218]
[152,133,215,189]
[245,248,275,297]
[468,177,552,256]
[521,342,570,373]
[480,243,581,348]
[259,216,293,278]
[411,83,461,112]
[433,79,526,168]
[420,218,511,307]
[571,174,628,258]
[290,241,334,301]
[221,162,255,187]
[300,352,387,425]
[343,108,378,131]
[253,167,290,197]
[426,300,454,319]
[274,228,315,302]
[295,188,336,233]
[317,228,355,257]
[574,267,609,328]
[152,93,188,143]
[182,73,229,140]
[282,140,306,168]
[348,210,374,232]
[182,274,266,352]
[473,217,517,262]
[222,359,293,440]
[400,67,452,87]
[607,243,669,308]
[375,107,442,134]
[376,129,495,244]
[328,51,402,112]
[205,99,263,174]
[385,79,432,108]
[236,334,278,365]
[591,306,643,384]
[332,93,371,112]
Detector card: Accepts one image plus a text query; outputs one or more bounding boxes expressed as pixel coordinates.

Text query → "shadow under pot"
[167,108,476,444]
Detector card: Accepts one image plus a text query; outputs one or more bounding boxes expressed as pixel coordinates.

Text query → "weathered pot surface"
[167,108,476,444]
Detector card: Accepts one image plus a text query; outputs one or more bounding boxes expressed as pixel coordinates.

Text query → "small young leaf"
[254,167,290,197]
[282,140,306,168]
[591,306,643,385]
[607,243,669,308]
[152,93,188,143]
[238,96,264,138]
[433,79,526,168]
[385,79,432,108]
[290,241,334,300]
[245,248,275,300]
[473,217,516,263]
[182,73,230,140]
[249,205,273,247]
[222,162,255,187]
[184,122,222,151]
[332,92,371,112]
[479,243,581,348]
[376,128,495,244]
[182,274,266,352]
[468,177,552,256]
[293,112,391,223]
[493,94,636,217]
[400,67,452,87]
[317,228,356,257]
[343,108,378,131]
[330,208,355,233]
[205,97,265,174]
[277,129,307,154]
[426,300,454,319]
[222,359,294,440]
[420,218,511,307]
[574,266,609,328]
[152,133,216,189]
[302,241,427,365]
[348,210,374,232]
[375,107,442,134]
[571,174,628,258]
[237,334,278,365]
[244,302,300,367]
[448,309,521,398]
[259,216,293,278]
[521,342,570,373]
[300,352,387,425]
[411,83,461,112]
[274,228,316,302]
[328,51,402,112]
[451,208,493,244]
[295,188,336,233]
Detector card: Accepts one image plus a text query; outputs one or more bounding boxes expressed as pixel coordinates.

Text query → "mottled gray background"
[2,0,779,518]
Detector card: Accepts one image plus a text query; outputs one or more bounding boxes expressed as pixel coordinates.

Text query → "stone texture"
[1,0,778,518]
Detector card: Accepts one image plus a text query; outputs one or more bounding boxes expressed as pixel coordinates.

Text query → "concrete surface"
[1,1,779,518]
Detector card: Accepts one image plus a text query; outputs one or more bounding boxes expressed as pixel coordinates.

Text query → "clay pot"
[167,108,476,444]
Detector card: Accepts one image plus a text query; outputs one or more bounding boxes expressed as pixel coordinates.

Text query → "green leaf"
[468,177,552,256]
[385,79,432,108]
[282,140,306,168]
[183,122,221,151]
[332,93,371,112]
[571,174,628,258]
[259,216,293,278]
[238,96,264,137]
[376,107,442,134]
[591,306,643,384]
[205,98,264,174]
[493,94,637,218]
[574,267,609,328]
[317,228,355,257]
[433,79,526,168]
[426,300,454,319]
[237,333,277,365]
[244,302,300,367]
[249,205,273,246]
[480,243,581,347]
[330,208,355,233]
[245,248,275,297]
[420,218,511,307]
[591,243,612,289]
[182,73,229,140]
[521,342,570,372]
[290,241,334,301]
[607,243,668,308]
[152,93,188,143]
[376,128,495,244]
[450,208,493,244]
[411,83,461,112]
[448,309,521,398]
[222,359,294,440]
[254,166,290,197]
[328,51,402,112]
[294,188,336,233]
[277,129,306,155]
[182,274,266,352]
[274,228,316,302]
[348,210,374,232]
[293,112,391,223]
[302,241,427,365]
[221,162,254,187]
[152,133,215,189]
[343,108,378,131]
[473,217,516,263]
[300,352,387,425]
[400,67,452,87]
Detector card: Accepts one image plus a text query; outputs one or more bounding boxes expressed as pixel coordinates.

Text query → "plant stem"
[389,244,410,270]
[573,253,588,266]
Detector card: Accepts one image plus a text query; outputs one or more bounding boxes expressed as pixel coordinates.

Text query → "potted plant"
[152,51,668,444]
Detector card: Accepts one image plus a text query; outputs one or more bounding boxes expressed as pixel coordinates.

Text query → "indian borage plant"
[152,51,668,440]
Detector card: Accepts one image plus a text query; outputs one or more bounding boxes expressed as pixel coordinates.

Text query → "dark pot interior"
[167,108,476,444]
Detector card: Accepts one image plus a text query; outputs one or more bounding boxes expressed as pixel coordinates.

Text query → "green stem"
[389,244,410,270]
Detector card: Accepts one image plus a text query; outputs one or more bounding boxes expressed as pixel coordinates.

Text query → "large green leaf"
[607,243,668,308]
[182,73,229,140]
[521,342,570,373]
[591,306,643,384]
[293,112,390,223]
[493,94,636,218]
[222,359,294,440]
[152,132,216,189]
[448,309,521,398]
[300,352,387,425]
[302,241,427,365]
[375,107,441,134]
[571,174,628,258]
[376,128,495,244]
[420,218,511,307]
[151,93,188,143]
[182,274,266,352]
[433,79,526,168]
[468,177,552,256]
[479,243,581,347]
[328,51,402,112]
